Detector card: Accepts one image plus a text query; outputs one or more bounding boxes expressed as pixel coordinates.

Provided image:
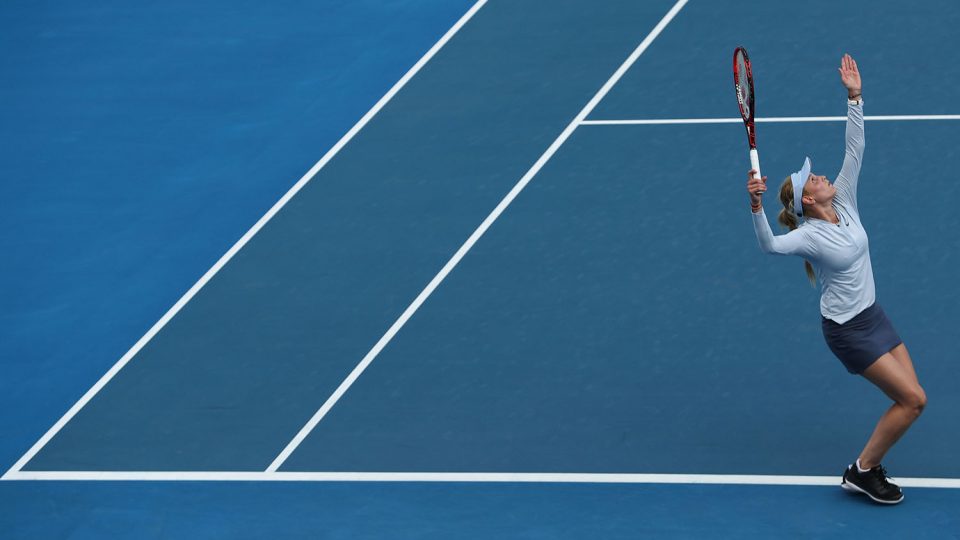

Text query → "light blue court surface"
[3,0,960,538]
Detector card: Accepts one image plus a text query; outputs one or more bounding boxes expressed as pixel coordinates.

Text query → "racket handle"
[749,148,761,180]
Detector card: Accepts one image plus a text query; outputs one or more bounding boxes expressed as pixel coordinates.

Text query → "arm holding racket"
[747,170,815,256]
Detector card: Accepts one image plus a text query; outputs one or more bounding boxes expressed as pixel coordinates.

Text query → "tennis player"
[745,54,926,504]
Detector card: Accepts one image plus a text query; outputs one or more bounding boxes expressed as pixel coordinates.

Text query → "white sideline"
[3,470,960,488]
[581,114,960,125]
[264,0,690,474]
[2,0,490,481]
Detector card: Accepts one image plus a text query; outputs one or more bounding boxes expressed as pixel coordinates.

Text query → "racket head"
[733,46,756,148]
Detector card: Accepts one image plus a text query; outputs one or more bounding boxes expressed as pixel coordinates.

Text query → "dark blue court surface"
[4,482,960,539]
[3,0,960,538]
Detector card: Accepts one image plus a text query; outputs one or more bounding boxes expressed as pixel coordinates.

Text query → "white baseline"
[3,470,960,488]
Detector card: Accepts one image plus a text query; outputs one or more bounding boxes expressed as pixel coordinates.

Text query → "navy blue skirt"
[821,303,903,374]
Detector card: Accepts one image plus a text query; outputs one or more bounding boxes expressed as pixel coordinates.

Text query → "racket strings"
[735,54,751,116]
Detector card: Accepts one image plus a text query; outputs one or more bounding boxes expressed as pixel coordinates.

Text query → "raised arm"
[746,170,815,257]
[835,54,864,209]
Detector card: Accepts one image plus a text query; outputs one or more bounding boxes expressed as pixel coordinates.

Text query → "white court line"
[581,114,960,125]
[2,0,490,481]
[264,0,691,473]
[4,470,960,488]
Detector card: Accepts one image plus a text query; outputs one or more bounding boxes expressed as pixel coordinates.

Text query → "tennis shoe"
[841,463,904,504]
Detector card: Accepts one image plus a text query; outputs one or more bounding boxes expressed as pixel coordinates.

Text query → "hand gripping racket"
[733,46,762,185]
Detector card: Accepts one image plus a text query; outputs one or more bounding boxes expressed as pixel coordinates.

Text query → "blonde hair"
[778,177,816,286]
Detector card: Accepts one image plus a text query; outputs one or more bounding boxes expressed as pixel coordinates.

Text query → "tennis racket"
[733,46,762,186]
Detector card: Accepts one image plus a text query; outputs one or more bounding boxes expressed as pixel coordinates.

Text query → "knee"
[902,387,927,418]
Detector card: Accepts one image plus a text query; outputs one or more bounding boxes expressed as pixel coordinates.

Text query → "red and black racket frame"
[733,46,761,180]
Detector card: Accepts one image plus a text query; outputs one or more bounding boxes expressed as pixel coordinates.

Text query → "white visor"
[790,157,812,217]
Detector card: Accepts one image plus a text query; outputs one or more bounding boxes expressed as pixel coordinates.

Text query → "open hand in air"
[839,54,862,97]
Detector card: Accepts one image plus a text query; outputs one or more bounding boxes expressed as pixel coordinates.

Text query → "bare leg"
[889,343,920,386]
[857,351,927,469]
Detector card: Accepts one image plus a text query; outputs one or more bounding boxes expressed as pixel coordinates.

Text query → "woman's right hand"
[747,169,767,207]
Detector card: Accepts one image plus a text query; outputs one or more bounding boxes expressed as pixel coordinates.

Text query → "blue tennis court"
[3,0,960,537]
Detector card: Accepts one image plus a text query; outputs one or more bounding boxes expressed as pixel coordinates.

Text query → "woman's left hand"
[839,53,862,97]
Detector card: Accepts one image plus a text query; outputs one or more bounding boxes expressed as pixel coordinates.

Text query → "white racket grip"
[749,148,761,180]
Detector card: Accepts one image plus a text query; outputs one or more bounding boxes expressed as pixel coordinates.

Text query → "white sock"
[856,459,872,473]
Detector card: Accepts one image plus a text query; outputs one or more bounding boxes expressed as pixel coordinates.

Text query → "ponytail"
[777,177,816,286]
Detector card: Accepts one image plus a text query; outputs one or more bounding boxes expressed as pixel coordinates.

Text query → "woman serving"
[746,54,926,505]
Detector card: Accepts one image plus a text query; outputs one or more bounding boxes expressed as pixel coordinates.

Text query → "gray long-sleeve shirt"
[752,102,872,324]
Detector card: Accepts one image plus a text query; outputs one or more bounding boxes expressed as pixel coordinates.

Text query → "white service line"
[2,0,490,481]
[264,0,691,473]
[581,114,960,125]
[4,470,960,488]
